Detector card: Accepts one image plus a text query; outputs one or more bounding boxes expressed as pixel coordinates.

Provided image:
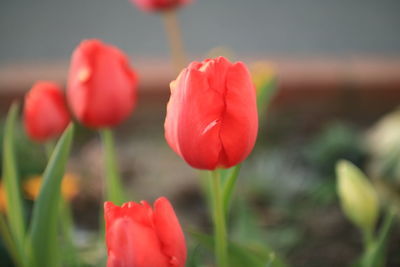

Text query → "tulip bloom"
[131,0,190,12]
[165,57,258,170]
[24,82,70,142]
[67,39,137,128]
[105,197,186,267]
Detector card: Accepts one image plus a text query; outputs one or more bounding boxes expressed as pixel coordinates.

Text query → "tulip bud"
[67,39,137,128]
[164,56,258,170]
[104,197,186,267]
[24,81,70,142]
[336,160,379,233]
[131,0,191,12]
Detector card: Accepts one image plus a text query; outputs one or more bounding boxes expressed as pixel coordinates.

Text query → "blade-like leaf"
[0,213,20,266]
[28,124,74,267]
[221,165,241,216]
[2,103,26,260]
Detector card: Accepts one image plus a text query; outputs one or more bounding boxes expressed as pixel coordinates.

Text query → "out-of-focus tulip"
[24,82,70,142]
[164,56,258,170]
[336,160,379,233]
[24,173,80,201]
[67,39,137,128]
[131,0,190,12]
[105,197,186,267]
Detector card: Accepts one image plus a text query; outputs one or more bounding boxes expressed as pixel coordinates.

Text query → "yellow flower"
[24,173,80,201]
[250,61,276,94]
[0,183,7,212]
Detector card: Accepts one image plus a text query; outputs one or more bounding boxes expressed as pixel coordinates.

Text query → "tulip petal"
[165,68,224,169]
[153,197,186,267]
[24,82,70,142]
[132,0,190,12]
[219,62,258,167]
[164,70,188,158]
[107,218,168,267]
[165,56,258,170]
[68,40,137,128]
[105,201,169,267]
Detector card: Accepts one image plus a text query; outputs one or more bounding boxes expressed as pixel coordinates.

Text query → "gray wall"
[1,0,400,63]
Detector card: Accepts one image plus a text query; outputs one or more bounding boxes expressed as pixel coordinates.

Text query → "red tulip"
[24,81,70,142]
[104,197,186,267]
[67,39,137,128]
[131,0,190,12]
[165,56,258,170]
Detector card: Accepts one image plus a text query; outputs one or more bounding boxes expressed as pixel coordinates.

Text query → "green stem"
[222,165,241,216]
[377,208,396,246]
[362,208,396,267]
[210,170,228,267]
[100,129,126,205]
[362,229,374,252]
[162,9,187,72]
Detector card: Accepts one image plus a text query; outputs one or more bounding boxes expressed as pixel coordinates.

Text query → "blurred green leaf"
[305,122,365,177]
[257,77,277,120]
[28,124,74,267]
[189,229,285,267]
[2,103,26,263]
[0,213,19,266]
[186,245,203,267]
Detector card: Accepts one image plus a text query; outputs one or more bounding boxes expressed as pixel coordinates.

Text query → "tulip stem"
[100,129,126,205]
[210,170,228,267]
[162,9,187,72]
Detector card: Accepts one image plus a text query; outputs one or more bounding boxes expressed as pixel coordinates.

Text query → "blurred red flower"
[67,39,137,128]
[131,0,191,12]
[24,81,70,142]
[104,197,186,267]
[165,56,258,170]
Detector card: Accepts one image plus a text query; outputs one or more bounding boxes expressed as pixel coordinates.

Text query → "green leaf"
[2,103,26,261]
[221,165,241,216]
[28,124,74,267]
[189,229,285,267]
[0,213,20,266]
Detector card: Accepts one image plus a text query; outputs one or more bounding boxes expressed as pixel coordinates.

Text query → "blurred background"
[1,0,400,266]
